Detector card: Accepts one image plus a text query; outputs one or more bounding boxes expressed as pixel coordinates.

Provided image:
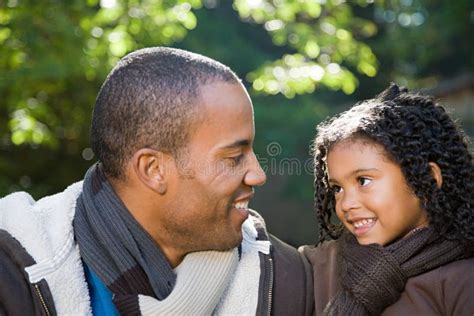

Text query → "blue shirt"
[83,264,120,316]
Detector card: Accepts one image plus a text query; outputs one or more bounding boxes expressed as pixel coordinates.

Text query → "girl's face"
[326,139,428,246]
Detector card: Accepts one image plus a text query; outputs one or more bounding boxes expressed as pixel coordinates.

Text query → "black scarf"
[325,227,466,315]
[74,164,175,314]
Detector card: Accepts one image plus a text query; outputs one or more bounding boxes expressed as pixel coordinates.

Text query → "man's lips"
[231,192,254,219]
[232,192,254,207]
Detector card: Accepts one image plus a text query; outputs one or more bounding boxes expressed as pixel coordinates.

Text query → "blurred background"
[1,0,473,246]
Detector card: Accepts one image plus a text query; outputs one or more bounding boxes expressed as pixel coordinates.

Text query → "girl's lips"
[351,218,377,236]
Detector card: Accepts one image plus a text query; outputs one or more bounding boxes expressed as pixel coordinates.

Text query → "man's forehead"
[199,81,250,105]
[184,81,255,150]
[188,114,255,153]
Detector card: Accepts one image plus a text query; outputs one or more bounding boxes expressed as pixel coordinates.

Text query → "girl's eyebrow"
[328,168,380,183]
[352,168,379,174]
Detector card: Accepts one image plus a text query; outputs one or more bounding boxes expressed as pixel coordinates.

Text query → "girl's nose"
[339,189,360,213]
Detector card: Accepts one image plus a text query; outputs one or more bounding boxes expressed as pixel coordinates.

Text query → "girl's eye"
[331,185,343,194]
[358,177,372,186]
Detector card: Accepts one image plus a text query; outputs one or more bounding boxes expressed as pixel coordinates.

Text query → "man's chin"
[215,233,243,251]
[197,218,246,251]
[231,205,250,223]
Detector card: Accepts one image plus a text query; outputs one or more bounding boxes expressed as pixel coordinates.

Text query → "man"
[0,47,313,315]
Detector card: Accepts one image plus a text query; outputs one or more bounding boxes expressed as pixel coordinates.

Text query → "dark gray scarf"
[74,163,175,314]
[325,227,467,316]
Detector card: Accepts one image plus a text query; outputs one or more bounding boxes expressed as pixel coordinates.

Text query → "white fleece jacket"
[0,182,92,315]
[0,182,271,316]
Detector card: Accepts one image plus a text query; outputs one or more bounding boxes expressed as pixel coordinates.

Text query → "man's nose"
[244,152,266,187]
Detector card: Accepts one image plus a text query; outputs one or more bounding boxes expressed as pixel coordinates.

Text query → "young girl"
[302,84,474,315]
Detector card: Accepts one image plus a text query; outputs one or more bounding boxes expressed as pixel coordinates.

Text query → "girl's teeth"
[353,218,375,228]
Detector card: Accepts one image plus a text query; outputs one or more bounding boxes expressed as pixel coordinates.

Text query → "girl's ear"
[428,162,443,189]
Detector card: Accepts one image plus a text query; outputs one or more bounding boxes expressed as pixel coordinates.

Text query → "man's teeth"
[234,202,249,209]
[353,218,376,228]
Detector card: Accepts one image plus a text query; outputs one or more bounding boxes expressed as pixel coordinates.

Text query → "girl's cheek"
[335,206,344,222]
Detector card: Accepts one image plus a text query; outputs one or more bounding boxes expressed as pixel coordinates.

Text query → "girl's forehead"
[326,141,404,182]
[326,138,395,167]
[329,137,384,155]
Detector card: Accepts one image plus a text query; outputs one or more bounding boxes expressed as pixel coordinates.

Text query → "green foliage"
[1,0,380,149]
[370,0,474,86]
[0,0,471,244]
[233,0,378,97]
[0,0,202,150]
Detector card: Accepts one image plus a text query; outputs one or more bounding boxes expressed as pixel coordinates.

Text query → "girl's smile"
[348,217,377,236]
[327,139,429,246]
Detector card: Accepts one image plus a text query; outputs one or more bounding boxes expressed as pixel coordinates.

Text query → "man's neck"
[108,177,186,268]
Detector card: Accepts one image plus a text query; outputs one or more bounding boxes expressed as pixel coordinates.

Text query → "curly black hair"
[313,83,474,251]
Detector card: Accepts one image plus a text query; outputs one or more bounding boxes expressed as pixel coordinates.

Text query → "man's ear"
[428,162,443,189]
[132,148,171,194]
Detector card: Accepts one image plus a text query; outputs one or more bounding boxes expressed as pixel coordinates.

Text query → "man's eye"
[358,177,372,186]
[228,154,244,165]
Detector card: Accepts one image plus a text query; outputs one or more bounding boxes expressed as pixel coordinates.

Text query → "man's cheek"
[208,162,241,186]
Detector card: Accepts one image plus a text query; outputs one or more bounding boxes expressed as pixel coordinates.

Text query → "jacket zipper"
[267,256,274,316]
[34,284,51,316]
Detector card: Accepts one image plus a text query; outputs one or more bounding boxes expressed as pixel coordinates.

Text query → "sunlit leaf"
[233,0,379,97]
[0,27,11,44]
[0,10,12,24]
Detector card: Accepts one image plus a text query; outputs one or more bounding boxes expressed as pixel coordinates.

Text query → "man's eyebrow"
[219,139,250,150]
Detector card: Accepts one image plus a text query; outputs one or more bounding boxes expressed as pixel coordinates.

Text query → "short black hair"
[90,47,239,179]
[313,83,474,251]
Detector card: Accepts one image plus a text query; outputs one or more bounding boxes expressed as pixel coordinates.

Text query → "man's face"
[163,81,266,252]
